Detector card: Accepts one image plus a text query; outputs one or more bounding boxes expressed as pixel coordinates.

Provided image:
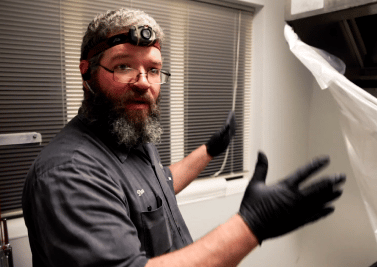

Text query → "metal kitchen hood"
[285,0,377,88]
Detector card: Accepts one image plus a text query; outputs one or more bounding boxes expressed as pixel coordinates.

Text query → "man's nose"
[132,73,150,92]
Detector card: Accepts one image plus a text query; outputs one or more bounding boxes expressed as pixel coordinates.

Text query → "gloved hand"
[239,152,346,244]
[206,111,236,157]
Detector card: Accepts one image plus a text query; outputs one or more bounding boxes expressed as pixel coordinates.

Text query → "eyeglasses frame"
[98,64,171,85]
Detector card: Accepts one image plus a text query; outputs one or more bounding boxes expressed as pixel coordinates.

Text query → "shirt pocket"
[140,199,173,258]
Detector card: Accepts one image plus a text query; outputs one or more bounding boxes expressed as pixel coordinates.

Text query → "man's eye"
[116,65,132,72]
[149,69,160,75]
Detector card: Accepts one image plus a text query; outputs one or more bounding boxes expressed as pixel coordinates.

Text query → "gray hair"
[80,8,164,72]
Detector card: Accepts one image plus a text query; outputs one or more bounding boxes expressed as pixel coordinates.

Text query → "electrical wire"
[213,11,241,177]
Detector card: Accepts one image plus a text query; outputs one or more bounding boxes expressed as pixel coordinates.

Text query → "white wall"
[9,0,377,266]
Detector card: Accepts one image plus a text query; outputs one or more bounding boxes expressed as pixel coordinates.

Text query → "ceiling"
[287,2,377,88]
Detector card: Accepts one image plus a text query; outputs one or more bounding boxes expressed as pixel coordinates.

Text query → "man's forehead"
[104,43,162,64]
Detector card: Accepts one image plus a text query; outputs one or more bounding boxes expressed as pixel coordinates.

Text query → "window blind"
[0,0,64,217]
[183,2,252,178]
[0,0,253,217]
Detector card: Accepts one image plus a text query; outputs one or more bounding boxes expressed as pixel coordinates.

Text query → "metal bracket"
[0,132,42,146]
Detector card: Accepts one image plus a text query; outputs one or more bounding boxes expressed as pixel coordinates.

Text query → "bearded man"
[23,8,346,267]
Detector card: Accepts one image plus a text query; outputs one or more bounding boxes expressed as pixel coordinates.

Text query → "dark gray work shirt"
[22,115,193,267]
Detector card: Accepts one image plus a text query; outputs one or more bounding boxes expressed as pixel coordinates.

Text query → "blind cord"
[213,11,241,178]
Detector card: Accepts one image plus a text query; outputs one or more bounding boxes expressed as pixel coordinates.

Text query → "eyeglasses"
[99,65,171,84]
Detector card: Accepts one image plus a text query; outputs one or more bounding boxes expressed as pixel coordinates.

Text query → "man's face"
[84,43,163,147]
[97,43,162,122]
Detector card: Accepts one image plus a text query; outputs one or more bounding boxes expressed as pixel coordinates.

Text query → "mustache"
[116,91,155,107]
[87,81,155,107]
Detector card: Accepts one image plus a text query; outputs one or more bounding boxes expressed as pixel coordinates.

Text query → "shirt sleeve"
[29,160,149,267]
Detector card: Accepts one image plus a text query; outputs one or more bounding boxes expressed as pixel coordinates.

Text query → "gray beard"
[79,83,163,148]
[111,107,163,147]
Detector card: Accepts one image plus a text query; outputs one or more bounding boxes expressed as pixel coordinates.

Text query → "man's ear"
[79,60,91,81]
[79,60,94,95]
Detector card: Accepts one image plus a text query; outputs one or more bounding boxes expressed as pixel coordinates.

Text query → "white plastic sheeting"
[284,24,377,242]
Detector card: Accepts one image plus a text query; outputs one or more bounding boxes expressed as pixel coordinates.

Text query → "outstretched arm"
[146,214,258,267]
[169,145,213,194]
[169,111,236,194]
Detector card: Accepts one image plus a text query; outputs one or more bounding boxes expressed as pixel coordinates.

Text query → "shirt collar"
[77,113,131,163]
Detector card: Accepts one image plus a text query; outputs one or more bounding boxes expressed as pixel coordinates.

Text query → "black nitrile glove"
[239,152,346,244]
[206,111,236,157]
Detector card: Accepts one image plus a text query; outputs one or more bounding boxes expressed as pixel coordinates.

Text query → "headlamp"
[86,25,159,60]
[130,25,156,46]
